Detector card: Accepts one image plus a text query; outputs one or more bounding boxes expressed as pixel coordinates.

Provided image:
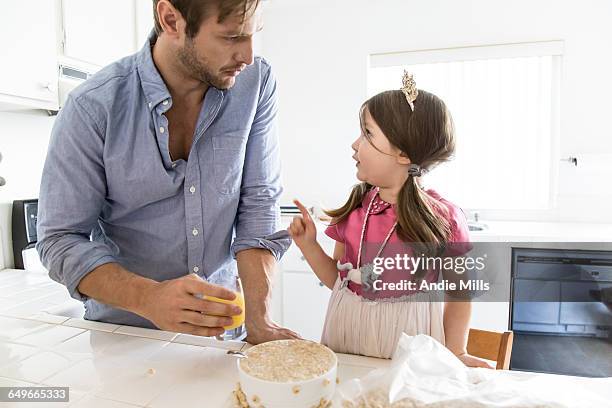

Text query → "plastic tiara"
[401,70,418,111]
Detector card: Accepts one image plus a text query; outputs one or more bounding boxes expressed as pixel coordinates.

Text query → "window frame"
[367,41,563,221]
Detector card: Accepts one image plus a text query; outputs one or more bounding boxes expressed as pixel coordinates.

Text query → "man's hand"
[137,274,243,337]
[245,317,301,345]
[236,248,302,344]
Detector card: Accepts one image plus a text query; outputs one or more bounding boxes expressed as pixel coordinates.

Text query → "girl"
[288,72,491,367]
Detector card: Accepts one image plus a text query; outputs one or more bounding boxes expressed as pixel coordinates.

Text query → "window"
[368,41,562,211]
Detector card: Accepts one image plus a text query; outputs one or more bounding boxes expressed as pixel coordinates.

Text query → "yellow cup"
[207,291,245,330]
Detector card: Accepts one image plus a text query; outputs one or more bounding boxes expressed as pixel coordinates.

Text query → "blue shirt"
[36,34,290,327]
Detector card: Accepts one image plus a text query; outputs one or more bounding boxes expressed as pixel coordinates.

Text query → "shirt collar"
[136,30,172,112]
[362,187,392,215]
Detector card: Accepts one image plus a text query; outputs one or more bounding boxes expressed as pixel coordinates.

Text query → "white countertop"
[1,268,611,408]
[0,268,389,408]
[468,220,612,242]
[281,215,612,243]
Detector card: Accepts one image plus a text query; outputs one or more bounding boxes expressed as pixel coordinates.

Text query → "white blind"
[367,43,561,210]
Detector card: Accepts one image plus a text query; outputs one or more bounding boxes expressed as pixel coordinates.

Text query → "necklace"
[356,187,398,269]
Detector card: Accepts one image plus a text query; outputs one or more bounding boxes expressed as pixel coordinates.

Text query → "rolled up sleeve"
[36,94,117,301]
[230,62,291,260]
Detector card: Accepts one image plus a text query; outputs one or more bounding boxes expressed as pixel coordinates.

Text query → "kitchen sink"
[467,222,488,231]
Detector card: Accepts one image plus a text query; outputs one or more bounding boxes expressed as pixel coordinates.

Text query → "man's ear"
[396,151,412,165]
[157,0,183,38]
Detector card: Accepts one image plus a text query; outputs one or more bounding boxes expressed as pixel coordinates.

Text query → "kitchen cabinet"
[279,230,335,341]
[1,0,152,111]
[282,271,331,341]
[0,1,59,110]
[61,0,139,68]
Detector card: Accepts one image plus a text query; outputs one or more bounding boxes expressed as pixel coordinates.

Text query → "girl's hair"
[325,89,456,247]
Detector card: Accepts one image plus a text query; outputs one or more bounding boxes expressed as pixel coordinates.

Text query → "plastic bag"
[333,334,612,408]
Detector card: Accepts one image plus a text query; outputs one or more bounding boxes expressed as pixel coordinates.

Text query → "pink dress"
[320,187,470,358]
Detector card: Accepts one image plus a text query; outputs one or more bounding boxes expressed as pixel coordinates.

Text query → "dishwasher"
[510,247,612,377]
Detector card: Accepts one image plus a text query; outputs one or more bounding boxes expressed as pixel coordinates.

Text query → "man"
[36,0,298,344]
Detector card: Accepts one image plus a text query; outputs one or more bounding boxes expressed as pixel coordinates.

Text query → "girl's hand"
[287,199,318,249]
[456,352,495,369]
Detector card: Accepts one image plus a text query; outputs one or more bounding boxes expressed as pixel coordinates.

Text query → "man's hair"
[153,0,260,38]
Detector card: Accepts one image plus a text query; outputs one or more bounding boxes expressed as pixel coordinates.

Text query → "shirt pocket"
[212,134,247,195]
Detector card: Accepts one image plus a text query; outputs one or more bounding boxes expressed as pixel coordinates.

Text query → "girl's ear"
[396,151,412,165]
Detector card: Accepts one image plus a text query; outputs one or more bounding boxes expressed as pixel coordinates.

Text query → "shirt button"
[192,228,199,236]
[159,126,165,133]
[193,266,200,273]
[163,100,169,105]
[148,102,152,108]
[189,186,196,194]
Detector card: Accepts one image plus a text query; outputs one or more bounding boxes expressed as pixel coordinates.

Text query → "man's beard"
[177,38,232,90]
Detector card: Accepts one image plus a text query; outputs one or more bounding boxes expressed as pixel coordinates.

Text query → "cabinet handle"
[0,152,4,186]
[39,81,56,93]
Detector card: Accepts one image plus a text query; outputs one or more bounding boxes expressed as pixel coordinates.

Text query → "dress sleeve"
[445,207,472,257]
[324,220,346,243]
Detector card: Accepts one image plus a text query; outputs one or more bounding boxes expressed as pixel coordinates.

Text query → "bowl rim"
[237,339,338,385]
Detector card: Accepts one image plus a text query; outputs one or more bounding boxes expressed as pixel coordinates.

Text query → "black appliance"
[11,199,38,269]
[510,247,612,377]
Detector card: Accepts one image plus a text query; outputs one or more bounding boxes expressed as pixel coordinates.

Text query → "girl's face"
[351,108,410,188]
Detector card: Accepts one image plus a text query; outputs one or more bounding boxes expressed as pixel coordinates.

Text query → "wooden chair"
[467,328,514,369]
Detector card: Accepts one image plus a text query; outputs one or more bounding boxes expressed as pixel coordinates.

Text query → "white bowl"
[237,340,338,408]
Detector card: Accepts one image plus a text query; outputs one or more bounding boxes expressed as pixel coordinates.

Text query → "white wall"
[0,110,56,268]
[260,0,612,223]
[2,0,611,270]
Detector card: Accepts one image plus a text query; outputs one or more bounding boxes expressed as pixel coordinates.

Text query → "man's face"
[177,6,261,90]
